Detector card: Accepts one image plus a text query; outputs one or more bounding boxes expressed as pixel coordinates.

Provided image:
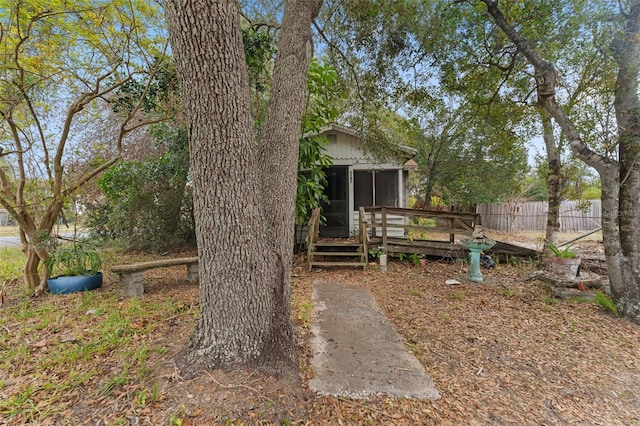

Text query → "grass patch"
[500,286,519,298]
[594,290,619,317]
[0,247,24,281]
[447,290,468,301]
[297,301,314,329]
[0,258,199,424]
[408,287,424,297]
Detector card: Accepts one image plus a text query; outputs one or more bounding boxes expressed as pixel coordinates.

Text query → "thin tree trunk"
[482,0,640,323]
[17,200,63,292]
[539,109,561,257]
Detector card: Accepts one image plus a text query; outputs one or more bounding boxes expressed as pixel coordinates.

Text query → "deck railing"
[363,206,481,255]
[358,207,369,257]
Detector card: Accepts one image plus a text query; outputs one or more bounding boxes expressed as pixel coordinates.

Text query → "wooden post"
[449,218,455,243]
[381,206,388,253]
[359,207,369,270]
[370,210,377,237]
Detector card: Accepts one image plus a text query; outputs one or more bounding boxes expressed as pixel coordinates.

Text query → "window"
[354,171,373,209]
[374,170,398,207]
[354,170,398,209]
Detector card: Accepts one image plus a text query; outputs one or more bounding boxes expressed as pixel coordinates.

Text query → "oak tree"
[163,0,322,374]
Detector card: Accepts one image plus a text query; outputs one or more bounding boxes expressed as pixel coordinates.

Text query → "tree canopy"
[0,0,170,292]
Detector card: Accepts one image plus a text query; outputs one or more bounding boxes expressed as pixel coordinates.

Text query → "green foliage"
[418,106,529,207]
[368,248,382,259]
[44,241,102,277]
[169,414,184,426]
[296,60,343,229]
[533,155,602,202]
[87,125,195,252]
[113,58,180,117]
[547,243,576,259]
[242,27,276,126]
[409,253,422,265]
[297,135,332,225]
[242,27,276,93]
[594,291,619,317]
[397,252,422,265]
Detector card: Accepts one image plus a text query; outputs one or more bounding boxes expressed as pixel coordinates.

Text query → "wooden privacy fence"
[477,200,602,232]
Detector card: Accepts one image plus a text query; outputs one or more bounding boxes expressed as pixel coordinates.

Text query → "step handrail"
[359,207,369,262]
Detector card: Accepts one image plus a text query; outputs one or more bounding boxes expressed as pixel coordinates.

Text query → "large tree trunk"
[258,0,322,369]
[482,0,640,323]
[612,1,640,319]
[164,0,321,375]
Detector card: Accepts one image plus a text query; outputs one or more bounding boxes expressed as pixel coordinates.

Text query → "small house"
[317,124,417,237]
[0,208,9,226]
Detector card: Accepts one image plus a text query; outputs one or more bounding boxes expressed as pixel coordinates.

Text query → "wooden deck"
[364,206,539,259]
[307,207,540,270]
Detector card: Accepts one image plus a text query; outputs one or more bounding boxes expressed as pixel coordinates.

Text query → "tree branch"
[479,0,618,175]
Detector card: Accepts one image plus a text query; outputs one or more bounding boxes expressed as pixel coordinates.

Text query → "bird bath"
[460,237,496,282]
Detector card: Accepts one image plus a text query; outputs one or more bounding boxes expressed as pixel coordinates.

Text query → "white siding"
[319,125,413,235]
[323,131,403,168]
[351,212,406,238]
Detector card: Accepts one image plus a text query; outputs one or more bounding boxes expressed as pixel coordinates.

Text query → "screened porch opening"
[354,170,399,210]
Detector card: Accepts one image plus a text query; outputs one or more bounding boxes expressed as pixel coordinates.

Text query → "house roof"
[317,123,417,160]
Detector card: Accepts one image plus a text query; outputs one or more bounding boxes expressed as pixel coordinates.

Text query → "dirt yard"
[1,233,639,425]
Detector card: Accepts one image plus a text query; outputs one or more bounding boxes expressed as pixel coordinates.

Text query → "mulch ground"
[1,239,639,425]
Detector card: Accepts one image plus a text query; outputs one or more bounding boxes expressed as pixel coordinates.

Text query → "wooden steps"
[306,208,369,271]
[307,243,368,270]
[314,242,362,247]
[311,251,364,257]
[309,261,367,267]
[308,242,367,270]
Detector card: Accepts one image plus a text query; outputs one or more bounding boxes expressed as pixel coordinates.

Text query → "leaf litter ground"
[1,237,639,425]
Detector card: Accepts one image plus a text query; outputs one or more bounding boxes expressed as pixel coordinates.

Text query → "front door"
[320,166,349,238]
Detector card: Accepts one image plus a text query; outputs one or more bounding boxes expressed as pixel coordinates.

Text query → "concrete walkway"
[309,280,440,400]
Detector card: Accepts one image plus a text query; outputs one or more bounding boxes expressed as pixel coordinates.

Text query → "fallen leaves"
[1,245,639,425]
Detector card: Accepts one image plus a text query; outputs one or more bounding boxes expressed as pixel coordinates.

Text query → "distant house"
[317,124,417,237]
[0,209,9,226]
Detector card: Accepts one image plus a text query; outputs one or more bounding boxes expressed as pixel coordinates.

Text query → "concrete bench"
[111,257,199,297]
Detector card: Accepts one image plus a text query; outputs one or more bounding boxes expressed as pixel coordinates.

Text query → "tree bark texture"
[164,0,322,373]
[19,200,64,293]
[612,0,640,320]
[482,0,640,323]
[257,0,323,368]
[539,109,561,256]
